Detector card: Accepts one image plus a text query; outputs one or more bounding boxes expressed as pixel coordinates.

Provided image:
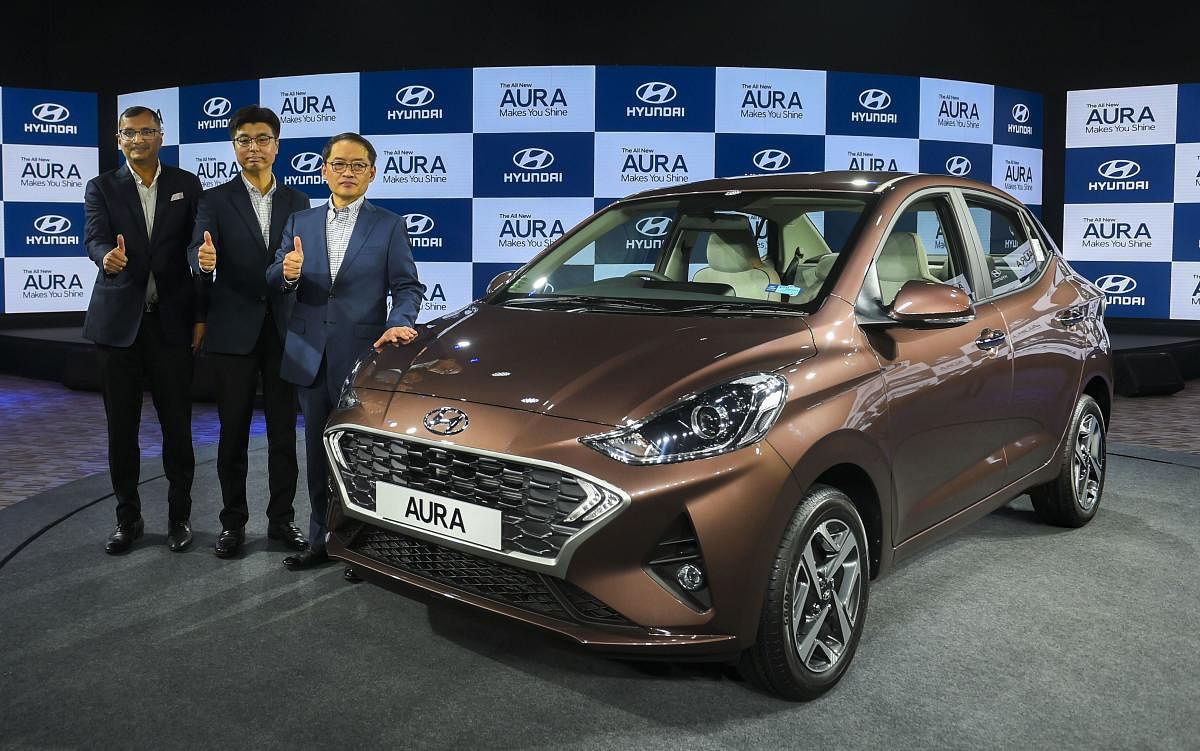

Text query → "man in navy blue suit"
[188,106,311,558]
[83,106,203,555]
[266,132,425,570]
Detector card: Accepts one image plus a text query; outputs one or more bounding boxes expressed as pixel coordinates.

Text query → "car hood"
[356,303,817,427]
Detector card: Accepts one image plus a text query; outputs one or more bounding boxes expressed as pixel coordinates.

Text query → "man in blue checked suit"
[266,132,425,571]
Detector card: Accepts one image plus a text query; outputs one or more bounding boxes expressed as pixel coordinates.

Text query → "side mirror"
[887,280,975,327]
[486,270,517,295]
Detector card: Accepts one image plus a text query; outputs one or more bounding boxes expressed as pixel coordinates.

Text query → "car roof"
[623,170,1019,204]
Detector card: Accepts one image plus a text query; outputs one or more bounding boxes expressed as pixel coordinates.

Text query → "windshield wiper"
[667,303,807,317]
[502,296,672,311]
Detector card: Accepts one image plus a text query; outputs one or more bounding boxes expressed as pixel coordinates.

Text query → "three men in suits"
[188,106,310,558]
[83,106,204,554]
[266,133,425,570]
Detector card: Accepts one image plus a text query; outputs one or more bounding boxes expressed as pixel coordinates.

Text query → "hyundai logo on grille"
[1095,274,1137,294]
[513,148,554,170]
[636,216,672,237]
[32,103,70,123]
[636,82,677,104]
[424,406,469,435]
[753,149,791,171]
[1098,159,1141,180]
[396,85,436,107]
[403,213,435,235]
[1012,103,1030,123]
[858,89,892,111]
[34,215,72,234]
[945,156,972,176]
[203,97,232,117]
[291,152,324,172]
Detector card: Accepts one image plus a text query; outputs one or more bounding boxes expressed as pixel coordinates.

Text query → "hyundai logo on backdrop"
[404,214,436,236]
[858,89,891,111]
[396,86,436,108]
[753,149,791,171]
[636,82,677,104]
[33,215,71,234]
[636,216,672,237]
[1097,160,1141,180]
[291,152,324,172]
[1095,274,1137,294]
[512,148,555,171]
[203,97,232,118]
[945,156,972,176]
[1012,104,1030,123]
[33,104,70,123]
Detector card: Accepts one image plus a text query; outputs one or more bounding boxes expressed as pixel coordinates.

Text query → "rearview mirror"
[887,280,975,327]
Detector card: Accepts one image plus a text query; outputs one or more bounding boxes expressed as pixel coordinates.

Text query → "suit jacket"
[265,200,425,388]
[82,163,203,348]
[187,176,309,355]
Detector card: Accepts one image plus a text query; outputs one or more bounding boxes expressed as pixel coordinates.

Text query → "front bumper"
[324,391,802,656]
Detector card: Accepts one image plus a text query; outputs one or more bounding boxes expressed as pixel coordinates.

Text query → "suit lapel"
[228,177,268,254]
[334,201,379,282]
[117,166,151,245]
[149,167,173,246]
[267,184,292,257]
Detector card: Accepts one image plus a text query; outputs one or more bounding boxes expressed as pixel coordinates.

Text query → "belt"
[144,301,159,314]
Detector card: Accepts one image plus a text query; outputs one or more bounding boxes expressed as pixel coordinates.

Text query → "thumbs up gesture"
[198,230,217,273]
[283,236,304,282]
[103,234,128,274]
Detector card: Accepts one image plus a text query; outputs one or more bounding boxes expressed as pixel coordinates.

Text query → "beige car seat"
[693,226,781,301]
[876,231,941,303]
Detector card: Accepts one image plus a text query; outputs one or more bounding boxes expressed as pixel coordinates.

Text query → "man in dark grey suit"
[83,106,203,554]
[265,132,425,570]
[188,106,310,558]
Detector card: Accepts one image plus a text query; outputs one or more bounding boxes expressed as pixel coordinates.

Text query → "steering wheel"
[624,270,673,282]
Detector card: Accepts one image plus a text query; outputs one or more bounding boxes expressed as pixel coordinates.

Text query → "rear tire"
[1029,394,1106,528]
[741,484,869,700]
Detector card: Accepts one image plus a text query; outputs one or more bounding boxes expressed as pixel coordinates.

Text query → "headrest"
[877,232,931,280]
[705,227,761,273]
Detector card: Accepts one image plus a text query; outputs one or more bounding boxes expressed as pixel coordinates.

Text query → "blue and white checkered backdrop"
[0,87,99,314]
[4,67,1043,319]
[1064,84,1200,321]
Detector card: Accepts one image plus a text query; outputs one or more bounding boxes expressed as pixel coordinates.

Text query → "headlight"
[336,352,372,410]
[581,373,789,465]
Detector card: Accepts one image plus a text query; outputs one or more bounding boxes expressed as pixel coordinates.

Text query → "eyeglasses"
[326,160,371,174]
[233,134,276,148]
[118,128,162,140]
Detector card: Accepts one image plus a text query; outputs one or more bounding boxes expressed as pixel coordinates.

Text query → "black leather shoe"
[167,521,193,552]
[283,548,330,570]
[267,522,308,551]
[104,518,144,555]
[343,567,363,583]
[214,528,245,558]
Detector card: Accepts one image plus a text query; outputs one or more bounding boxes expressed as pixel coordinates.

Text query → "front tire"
[1029,394,1106,528]
[741,485,869,700]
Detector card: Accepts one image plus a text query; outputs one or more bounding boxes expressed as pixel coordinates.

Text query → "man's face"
[117,111,163,165]
[232,122,278,173]
[322,139,375,204]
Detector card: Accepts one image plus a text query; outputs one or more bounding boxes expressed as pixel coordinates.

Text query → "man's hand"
[103,234,128,274]
[283,236,304,282]
[197,230,217,272]
[192,323,206,353]
[373,325,418,351]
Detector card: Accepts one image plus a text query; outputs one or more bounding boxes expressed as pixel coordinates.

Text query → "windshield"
[491,192,871,315]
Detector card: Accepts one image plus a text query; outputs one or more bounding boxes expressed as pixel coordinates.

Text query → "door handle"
[975,328,1006,350]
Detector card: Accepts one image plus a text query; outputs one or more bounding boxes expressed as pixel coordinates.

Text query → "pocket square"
[171,192,185,201]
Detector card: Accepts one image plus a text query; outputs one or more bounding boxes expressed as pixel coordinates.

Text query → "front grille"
[349,525,631,627]
[332,429,597,558]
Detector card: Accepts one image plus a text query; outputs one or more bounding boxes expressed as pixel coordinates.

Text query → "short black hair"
[119,106,162,127]
[321,132,376,165]
[228,105,281,139]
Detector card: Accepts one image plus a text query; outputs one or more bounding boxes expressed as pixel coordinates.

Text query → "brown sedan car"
[323,171,1112,700]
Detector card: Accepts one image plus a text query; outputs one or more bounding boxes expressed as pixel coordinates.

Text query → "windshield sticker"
[766,283,804,296]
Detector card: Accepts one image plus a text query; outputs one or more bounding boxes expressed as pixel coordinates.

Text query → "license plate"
[375,481,502,550]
